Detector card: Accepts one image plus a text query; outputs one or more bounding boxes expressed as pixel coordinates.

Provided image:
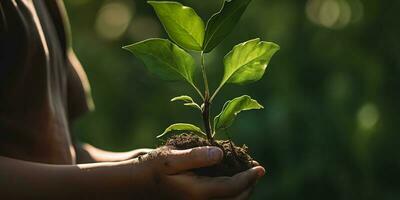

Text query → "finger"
[251,160,260,166]
[163,146,223,174]
[201,166,265,198]
[131,148,153,158]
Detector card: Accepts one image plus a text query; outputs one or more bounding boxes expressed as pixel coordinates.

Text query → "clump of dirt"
[164,133,254,177]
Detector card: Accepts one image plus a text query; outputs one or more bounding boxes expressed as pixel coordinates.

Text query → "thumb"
[164,146,223,174]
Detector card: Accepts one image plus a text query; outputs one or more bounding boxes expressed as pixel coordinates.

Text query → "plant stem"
[202,93,213,142]
[210,81,224,102]
[200,52,210,96]
[190,82,205,100]
[200,52,213,142]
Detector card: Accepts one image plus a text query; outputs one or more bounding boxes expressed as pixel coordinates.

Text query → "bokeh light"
[127,16,161,41]
[306,0,364,29]
[95,1,134,40]
[357,103,379,131]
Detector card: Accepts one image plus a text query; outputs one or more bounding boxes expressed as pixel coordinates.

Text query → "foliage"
[124,0,279,142]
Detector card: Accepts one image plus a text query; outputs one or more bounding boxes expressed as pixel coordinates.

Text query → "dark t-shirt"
[0,0,93,164]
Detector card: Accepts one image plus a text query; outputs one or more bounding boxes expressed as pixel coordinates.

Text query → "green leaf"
[183,103,202,110]
[221,38,279,85]
[203,0,252,53]
[148,1,205,51]
[171,95,195,103]
[123,38,196,85]
[214,95,263,133]
[171,95,201,110]
[157,123,206,138]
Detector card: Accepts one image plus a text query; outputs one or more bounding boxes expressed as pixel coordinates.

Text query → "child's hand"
[132,146,265,200]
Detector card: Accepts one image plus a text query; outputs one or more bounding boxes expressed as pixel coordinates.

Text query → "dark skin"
[0,1,265,199]
[1,145,265,199]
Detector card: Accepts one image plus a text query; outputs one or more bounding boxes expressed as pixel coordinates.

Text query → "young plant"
[123,0,279,144]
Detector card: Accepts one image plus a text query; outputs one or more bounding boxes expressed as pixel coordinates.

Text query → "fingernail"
[208,147,222,162]
[254,167,265,177]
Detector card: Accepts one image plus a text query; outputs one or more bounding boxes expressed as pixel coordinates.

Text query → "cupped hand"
[132,146,265,200]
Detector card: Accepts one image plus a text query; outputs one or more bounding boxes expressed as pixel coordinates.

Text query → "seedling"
[124,0,279,146]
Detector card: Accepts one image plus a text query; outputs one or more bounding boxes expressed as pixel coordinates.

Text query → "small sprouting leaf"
[184,103,202,110]
[214,95,263,133]
[171,95,195,103]
[148,1,205,51]
[157,123,206,138]
[203,0,252,53]
[221,38,279,85]
[123,38,196,86]
[171,95,201,110]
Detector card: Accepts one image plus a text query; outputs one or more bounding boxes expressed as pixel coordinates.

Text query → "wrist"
[74,160,138,199]
[124,157,159,199]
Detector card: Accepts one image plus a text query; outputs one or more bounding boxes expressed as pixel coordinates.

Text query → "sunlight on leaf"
[214,95,263,133]
[171,95,195,103]
[184,103,201,110]
[222,38,279,85]
[123,38,196,86]
[211,38,279,101]
[171,95,202,110]
[148,1,205,51]
[157,123,206,138]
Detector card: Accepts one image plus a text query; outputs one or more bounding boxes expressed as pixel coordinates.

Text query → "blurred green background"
[66,0,400,199]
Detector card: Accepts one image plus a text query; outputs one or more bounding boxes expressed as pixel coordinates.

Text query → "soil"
[164,133,255,177]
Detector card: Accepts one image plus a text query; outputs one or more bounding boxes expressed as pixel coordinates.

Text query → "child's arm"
[74,142,152,163]
[0,146,265,199]
[0,155,135,199]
